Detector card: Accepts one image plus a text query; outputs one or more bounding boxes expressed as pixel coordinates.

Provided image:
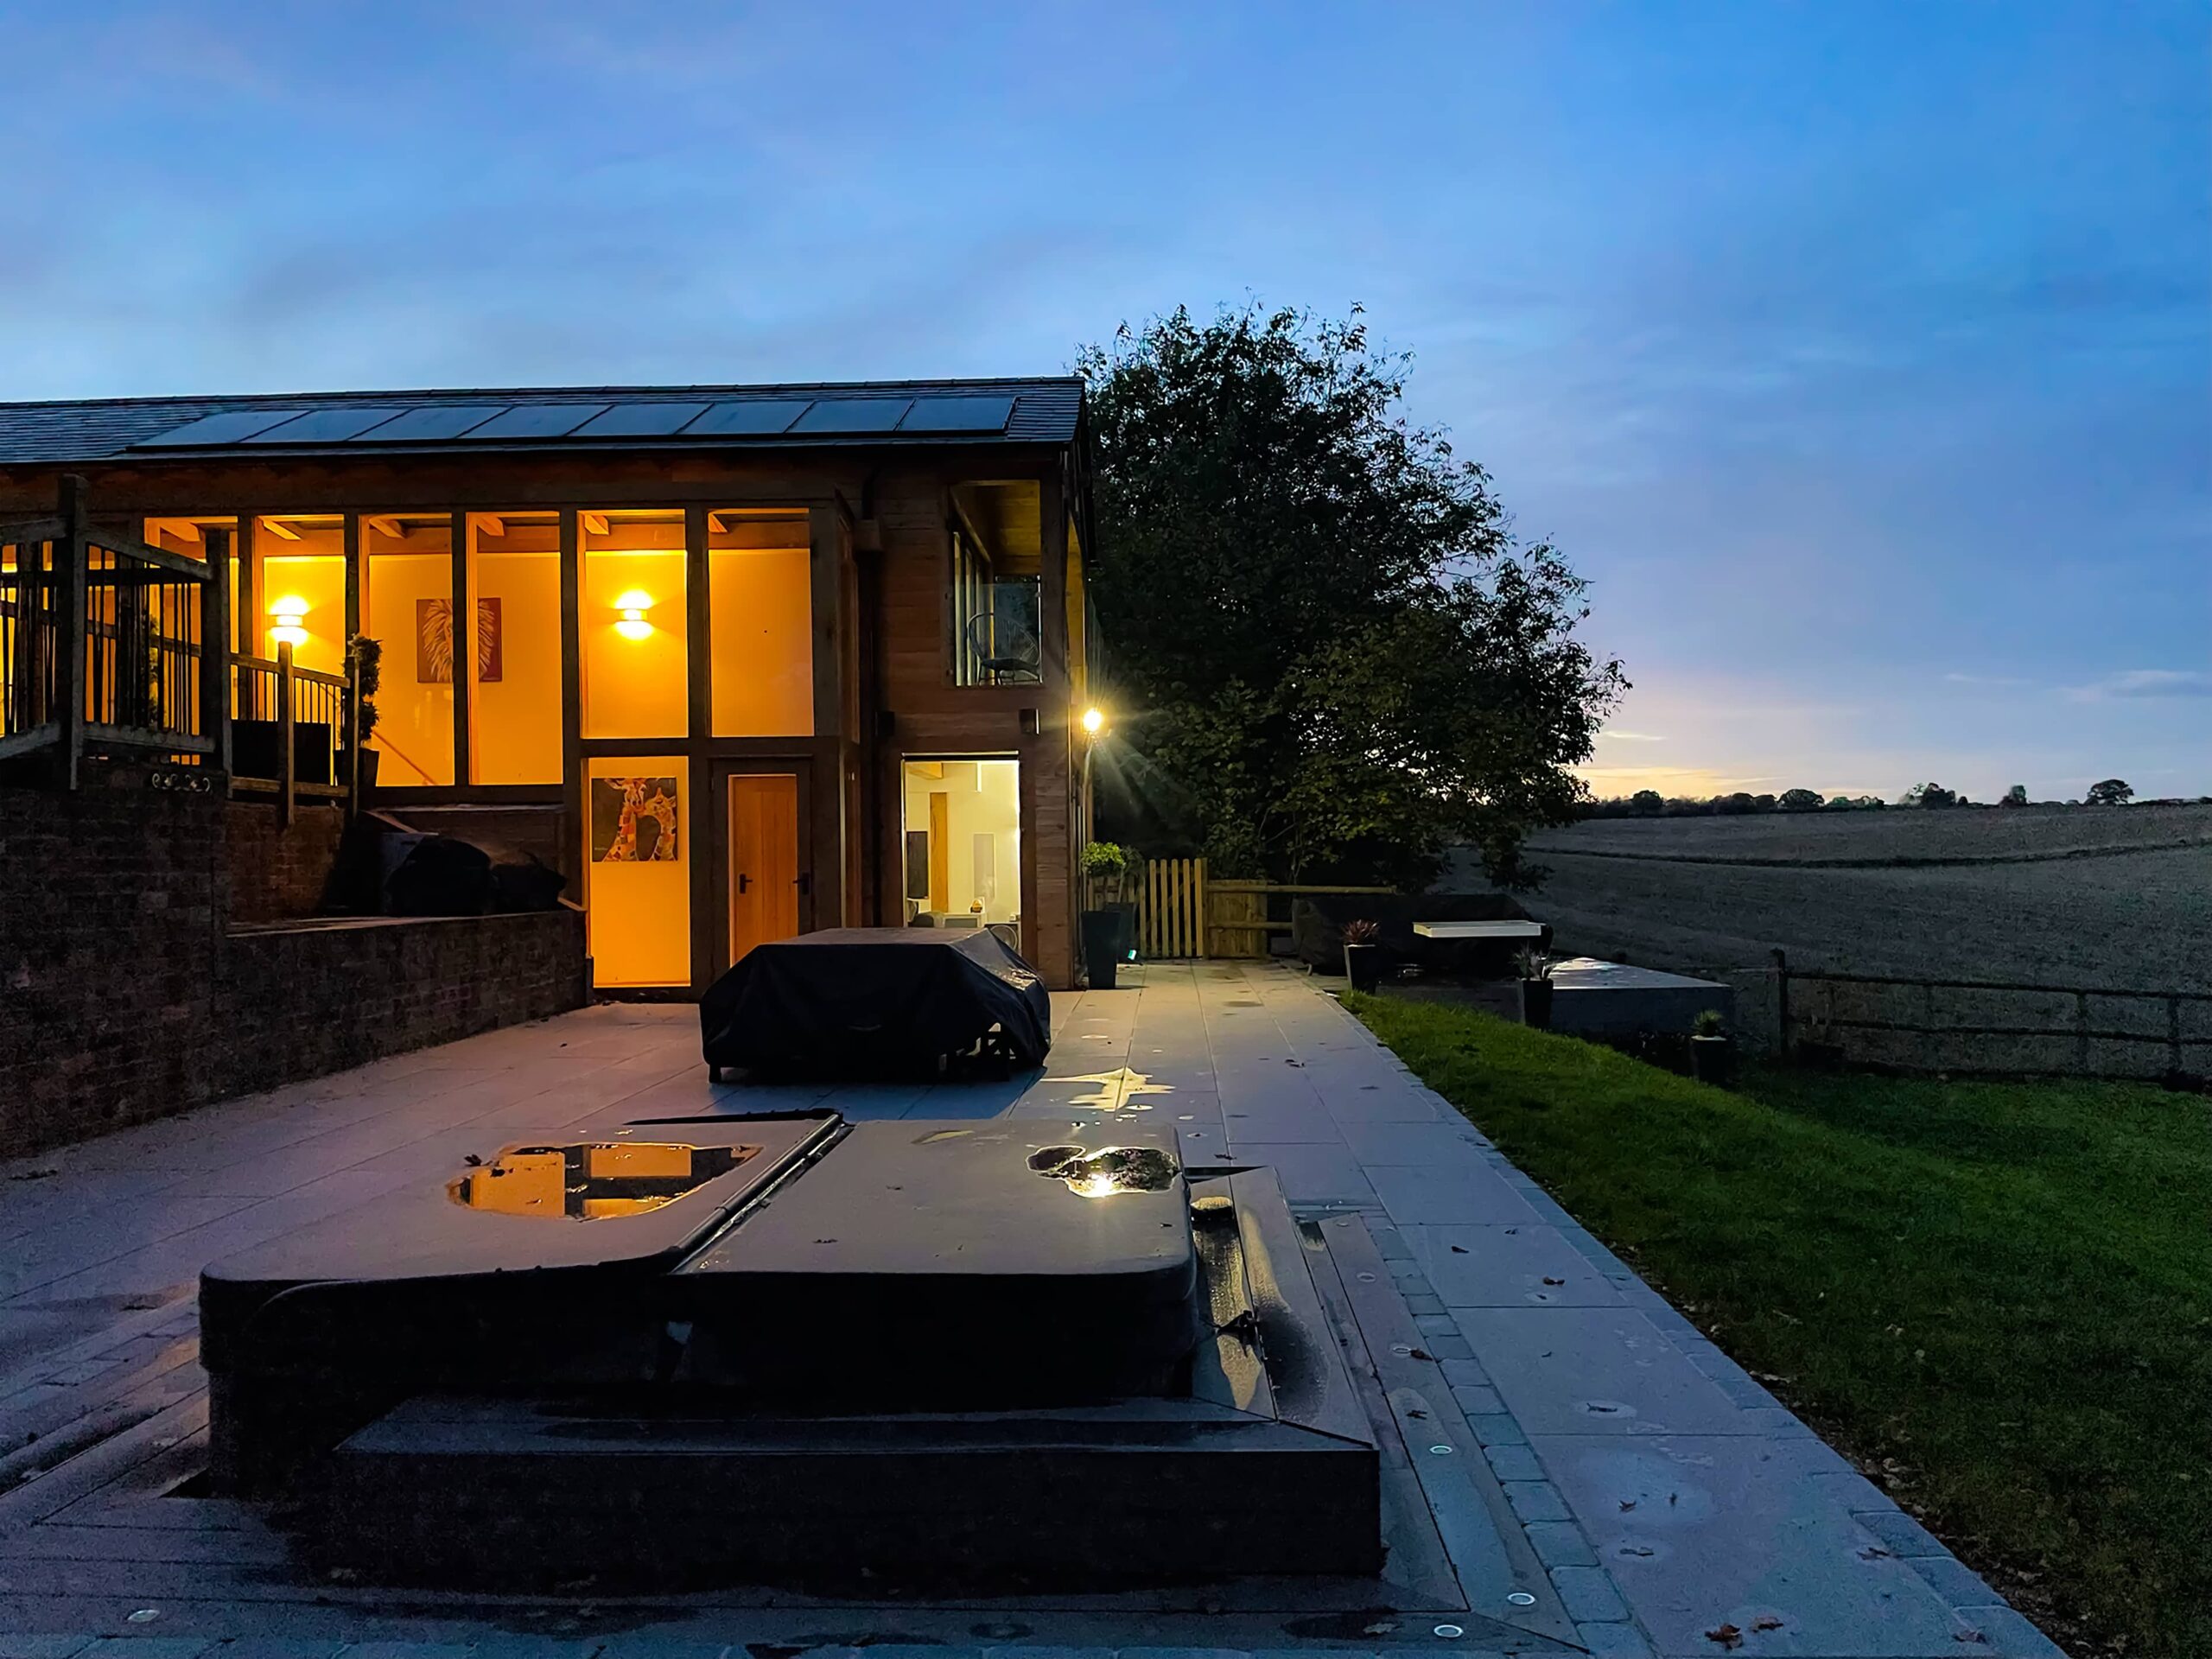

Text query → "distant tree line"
[1580,778,2189,819]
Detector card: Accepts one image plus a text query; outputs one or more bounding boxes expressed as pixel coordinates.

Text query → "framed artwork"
[416,597,503,683]
[592,776,680,862]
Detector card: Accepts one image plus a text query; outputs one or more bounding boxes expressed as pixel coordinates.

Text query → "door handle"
[737,873,751,893]
[794,873,812,895]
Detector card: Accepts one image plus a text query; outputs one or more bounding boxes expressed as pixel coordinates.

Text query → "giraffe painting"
[590,776,679,862]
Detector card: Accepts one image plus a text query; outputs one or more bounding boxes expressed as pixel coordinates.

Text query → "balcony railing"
[0,474,359,823]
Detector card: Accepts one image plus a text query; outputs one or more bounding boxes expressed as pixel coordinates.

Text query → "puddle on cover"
[448,1141,760,1220]
[1026,1144,1182,1198]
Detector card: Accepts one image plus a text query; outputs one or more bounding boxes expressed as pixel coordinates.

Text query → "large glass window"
[950,530,1041,688]
[709,509,811,736]
[361,513,455,785]
[900,756,1020,927]
[466,512,563,783]
[582,510,688,740]
[252,516,345,674]
[585,754,690,987]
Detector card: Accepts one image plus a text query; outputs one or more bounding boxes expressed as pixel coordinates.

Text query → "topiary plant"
[1692,1007,1726,1038]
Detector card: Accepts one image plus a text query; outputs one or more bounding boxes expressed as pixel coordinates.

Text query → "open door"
[727,772,802,967]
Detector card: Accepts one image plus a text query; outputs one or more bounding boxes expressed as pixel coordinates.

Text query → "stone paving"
[0,962,2063,1659]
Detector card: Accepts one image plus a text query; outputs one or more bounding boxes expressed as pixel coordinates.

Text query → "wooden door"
[728,772,801,964]
[928,791,950,912]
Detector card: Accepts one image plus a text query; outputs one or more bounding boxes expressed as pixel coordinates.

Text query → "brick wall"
[0,771,587,1160]
[226,801,345,924]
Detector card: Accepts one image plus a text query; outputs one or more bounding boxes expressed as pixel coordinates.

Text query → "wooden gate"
[1136,856,1207,958]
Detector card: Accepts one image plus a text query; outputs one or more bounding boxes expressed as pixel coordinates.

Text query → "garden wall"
[0,767,586,1160]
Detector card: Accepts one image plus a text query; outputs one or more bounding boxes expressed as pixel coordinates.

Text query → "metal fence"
[1775,950,2212,1080]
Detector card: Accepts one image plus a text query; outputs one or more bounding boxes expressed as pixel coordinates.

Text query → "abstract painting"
[416,596,503,683]
[592,776,680,862]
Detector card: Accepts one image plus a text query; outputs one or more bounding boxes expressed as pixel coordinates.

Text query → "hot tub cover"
[701,926,1051,1071]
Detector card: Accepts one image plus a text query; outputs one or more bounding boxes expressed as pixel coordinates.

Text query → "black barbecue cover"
[701,927,1052,1072]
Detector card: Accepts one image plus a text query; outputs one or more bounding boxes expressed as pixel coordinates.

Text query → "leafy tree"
[1630,788,1664,816]
[1900,781,1958,809]
[1713,791,1758,815]
[1777,787,1822,811]
[1082,303,1625,887]
[2086,778,2133,806]
[2000,784,2028,808]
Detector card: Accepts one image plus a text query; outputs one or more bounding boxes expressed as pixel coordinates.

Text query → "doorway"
[721,769,805,969]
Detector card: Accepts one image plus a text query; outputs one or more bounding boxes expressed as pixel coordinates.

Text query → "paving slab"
[1454,1306,1751,1437]
[1407,1224,1627,1308]
[1536,1433,1985,1656]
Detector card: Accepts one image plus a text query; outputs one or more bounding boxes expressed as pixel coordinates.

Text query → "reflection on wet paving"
[448,1141,760,1220]
[1052,1066,1177,1111]
[1026,1143,1184,1197]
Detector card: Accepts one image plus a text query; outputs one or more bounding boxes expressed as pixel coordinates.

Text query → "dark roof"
[0,376,1082,467]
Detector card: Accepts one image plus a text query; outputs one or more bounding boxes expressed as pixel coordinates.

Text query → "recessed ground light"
[1507,1592,1538,1606]
[1433,1624,1465,1639]
[1428,1443,1454,1455]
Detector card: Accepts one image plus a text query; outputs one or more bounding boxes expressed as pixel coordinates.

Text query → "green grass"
[1345,994,2212,1659]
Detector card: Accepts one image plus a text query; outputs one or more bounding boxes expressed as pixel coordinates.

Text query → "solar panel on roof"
[789,397,914,435]
[245,406,410,444]
[348,404,508,442]
[133,409,309,448]
[461,404,612,441]
[573,403,712,439]
[684,399,813,437]
[898,395,1014,435]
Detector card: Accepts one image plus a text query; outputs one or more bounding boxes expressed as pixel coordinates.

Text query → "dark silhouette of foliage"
[1081,302,1625,887]
[2087,778,2134,806]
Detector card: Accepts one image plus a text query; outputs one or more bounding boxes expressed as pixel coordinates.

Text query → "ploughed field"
[1515,803,2212,992]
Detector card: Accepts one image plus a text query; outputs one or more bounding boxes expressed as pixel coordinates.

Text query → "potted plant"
[341,634,383,791]
[1079,840,1129,989]
[1689,1007,1734,1086]
[1342,918,1383,993]
[1516,947,1555,1029]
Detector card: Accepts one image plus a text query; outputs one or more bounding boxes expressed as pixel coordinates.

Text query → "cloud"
[2067,669,2212,702]
[1942,671,2031,687]
[1599,728,1668,742]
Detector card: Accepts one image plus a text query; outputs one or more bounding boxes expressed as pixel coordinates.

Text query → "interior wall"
[468,526,563,784]
[584,753,690,987]
[256,551,346,673]
[363,548,455,785]
[901,757,1020,924]
[709,546,811,736]
[582,546,688,740]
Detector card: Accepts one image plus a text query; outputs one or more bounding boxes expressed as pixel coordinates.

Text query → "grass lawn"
[1345,993,2212,1659]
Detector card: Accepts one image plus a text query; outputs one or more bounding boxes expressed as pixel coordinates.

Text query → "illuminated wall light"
[1081,706,1107,736]
[613,589,656,642]
[269,597,310,649]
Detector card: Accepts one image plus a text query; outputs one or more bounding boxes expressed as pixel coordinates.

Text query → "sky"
[2,2,2204,802]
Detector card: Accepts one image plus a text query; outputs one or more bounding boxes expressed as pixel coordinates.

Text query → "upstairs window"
[950,528,1041,687]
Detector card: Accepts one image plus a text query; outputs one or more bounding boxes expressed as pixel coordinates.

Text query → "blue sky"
[3,2,2204,800]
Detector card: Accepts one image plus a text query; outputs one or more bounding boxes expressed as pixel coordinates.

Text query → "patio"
[0,963,2056,1659]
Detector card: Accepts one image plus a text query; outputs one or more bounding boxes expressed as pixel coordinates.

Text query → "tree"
[1082,303,1626,887]
[2086,778,2133,806]
[1777,787,1822,811]
[1630,789,1664,816]
[2000,784,2028,808]
[1900,781,1958,809]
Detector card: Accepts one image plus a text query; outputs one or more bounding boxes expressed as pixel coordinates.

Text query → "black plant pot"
[1081,909,1123,990]
[1690,1034,1735,1087]
[1522,979,1554,1029]
[1344,944,1382,994]
[338,747,380,791]
[1115,902,1140,962]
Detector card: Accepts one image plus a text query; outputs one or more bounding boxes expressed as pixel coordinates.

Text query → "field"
[1509,803,2212,999]
[1346,994,2212,1659]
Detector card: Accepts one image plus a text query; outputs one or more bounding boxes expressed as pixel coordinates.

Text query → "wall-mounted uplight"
[613,589,656,642]
[1081,706,1107,737]
[269,597,309,649]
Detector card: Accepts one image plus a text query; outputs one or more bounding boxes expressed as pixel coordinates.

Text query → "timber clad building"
[0,378,1100,990]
